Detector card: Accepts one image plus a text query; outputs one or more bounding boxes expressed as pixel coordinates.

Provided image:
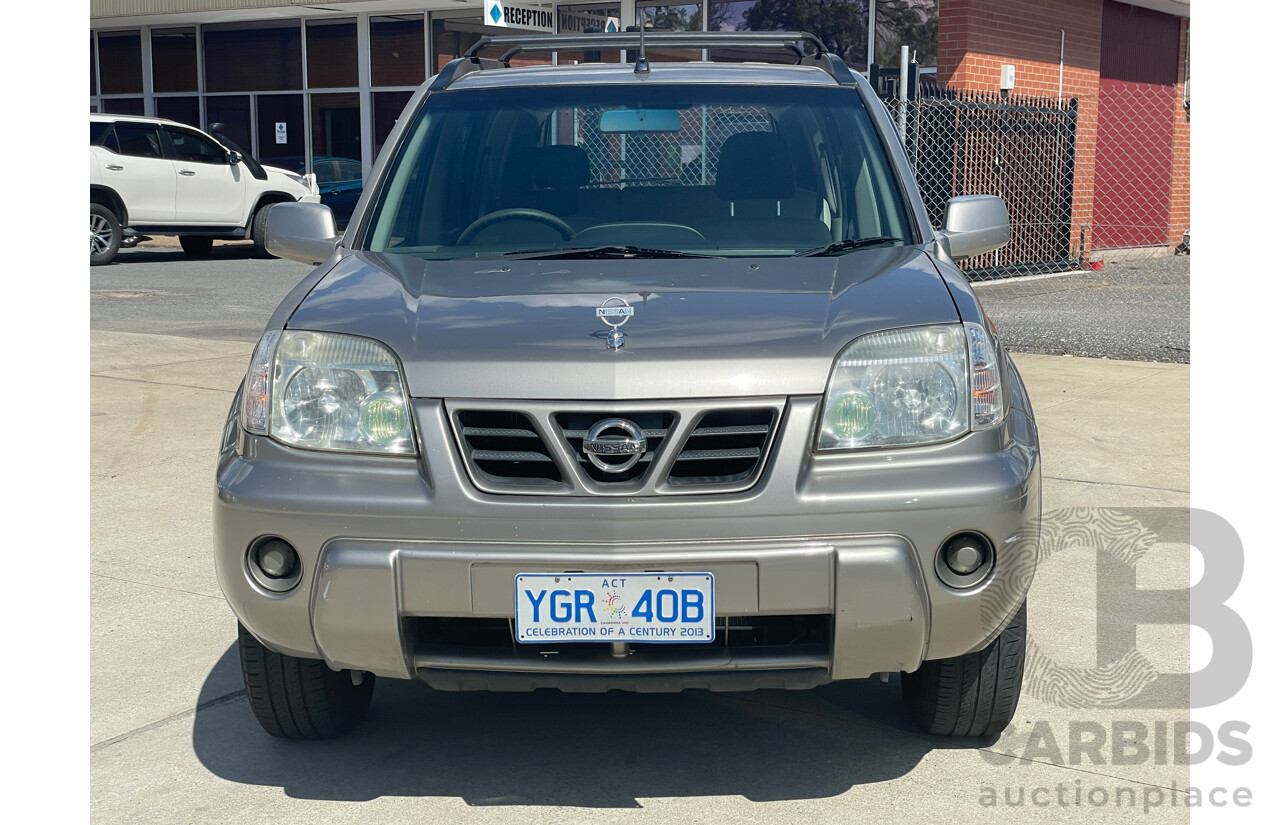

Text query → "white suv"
[89,113,320,266]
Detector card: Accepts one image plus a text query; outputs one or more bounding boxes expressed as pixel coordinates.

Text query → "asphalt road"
[90,244,312,342]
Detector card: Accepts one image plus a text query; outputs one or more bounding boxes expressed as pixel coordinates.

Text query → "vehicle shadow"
[192,643,969,806]
[115,246,268,264]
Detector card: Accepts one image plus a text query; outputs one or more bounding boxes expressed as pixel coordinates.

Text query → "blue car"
[266,155,363,229]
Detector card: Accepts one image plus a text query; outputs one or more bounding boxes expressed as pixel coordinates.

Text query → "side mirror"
[265,202,339,265]
[227,150,242,166]
[936,195,1010,260]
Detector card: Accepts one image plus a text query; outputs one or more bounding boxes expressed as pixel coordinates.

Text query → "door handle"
[179,169,196,176]
[106,164,124,171]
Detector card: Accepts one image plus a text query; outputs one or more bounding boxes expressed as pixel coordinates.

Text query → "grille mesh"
[668,409,775,486]
[456,410,561,485]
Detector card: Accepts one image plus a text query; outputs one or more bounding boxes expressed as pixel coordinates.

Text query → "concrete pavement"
[90,330,1192,823]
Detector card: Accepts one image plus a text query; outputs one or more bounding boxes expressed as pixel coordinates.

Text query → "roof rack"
[465,31,828,62]
[431,31,859,90]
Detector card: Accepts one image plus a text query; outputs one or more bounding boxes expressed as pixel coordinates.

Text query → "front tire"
[237,623,375,740]
[179,235,214,256]
[90,204,122,266]
[901,601,1026,738]
[250,203,275,258]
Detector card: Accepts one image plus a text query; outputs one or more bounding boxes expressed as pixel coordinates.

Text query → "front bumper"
[215,385,1040,687]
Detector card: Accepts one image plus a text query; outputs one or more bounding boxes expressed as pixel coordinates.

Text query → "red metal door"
[1093,0,1181,250]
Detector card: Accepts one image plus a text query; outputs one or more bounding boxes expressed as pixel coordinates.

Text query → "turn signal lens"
[966,322,1004,430]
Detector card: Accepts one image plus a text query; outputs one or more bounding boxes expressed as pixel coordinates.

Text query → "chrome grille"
[448,399,785,496]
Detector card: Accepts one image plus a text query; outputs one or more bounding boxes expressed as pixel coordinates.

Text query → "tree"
[743,0,867,63]
[741,0,937,68]
[874,0,938,67]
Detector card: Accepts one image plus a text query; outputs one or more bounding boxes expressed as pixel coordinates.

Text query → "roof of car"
[447,61,842,91]
[90,112,187,128]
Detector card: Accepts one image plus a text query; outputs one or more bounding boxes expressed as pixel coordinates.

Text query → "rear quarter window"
[90,122,118,151]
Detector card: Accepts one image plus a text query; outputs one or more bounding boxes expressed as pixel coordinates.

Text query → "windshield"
[365,83,913,259]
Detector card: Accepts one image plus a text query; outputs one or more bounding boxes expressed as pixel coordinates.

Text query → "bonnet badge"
[595,296,634,351]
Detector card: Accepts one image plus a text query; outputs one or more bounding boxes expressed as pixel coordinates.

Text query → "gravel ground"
[974,254,1190,363]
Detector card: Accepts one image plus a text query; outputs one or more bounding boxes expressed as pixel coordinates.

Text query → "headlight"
[816,323,1002,451]
[240,330,416,455]
[283,172,305,185]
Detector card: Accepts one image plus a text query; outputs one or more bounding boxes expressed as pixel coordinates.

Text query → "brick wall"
[936,0,1190,256]
[937,0,1102,259]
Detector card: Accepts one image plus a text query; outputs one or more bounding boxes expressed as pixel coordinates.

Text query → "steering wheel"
[456,209,575,245]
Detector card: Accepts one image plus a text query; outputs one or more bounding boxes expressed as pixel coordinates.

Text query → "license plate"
[514,572,715,644]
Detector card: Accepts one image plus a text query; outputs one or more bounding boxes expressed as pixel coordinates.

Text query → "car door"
[95,123,176,223]
[164,126,247,226]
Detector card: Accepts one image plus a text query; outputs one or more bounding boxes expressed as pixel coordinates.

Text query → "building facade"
[90,0,1189,252]
[937,0,1189,253]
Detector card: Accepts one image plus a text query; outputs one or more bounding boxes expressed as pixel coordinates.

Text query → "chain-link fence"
[565,105,772,188]
[884,84,1190,363]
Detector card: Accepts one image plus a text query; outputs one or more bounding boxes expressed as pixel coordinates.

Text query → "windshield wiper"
[793,237,905,257]
[498,245,722,260]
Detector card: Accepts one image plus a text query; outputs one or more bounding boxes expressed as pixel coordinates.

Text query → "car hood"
[284,247,958,399]
[261,165,316,195]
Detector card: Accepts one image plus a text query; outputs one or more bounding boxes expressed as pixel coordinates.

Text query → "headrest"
[715,132,795,201]
[533,145,590,189]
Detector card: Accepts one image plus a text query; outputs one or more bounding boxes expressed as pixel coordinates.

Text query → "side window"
[113,123,163,158]
[166,128,226,164]
[91,123,122,153]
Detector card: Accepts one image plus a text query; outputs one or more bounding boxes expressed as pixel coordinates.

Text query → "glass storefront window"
[432,16,552,72]
[372,15,425,87]
[872,0,937,69]
[704,0,937,72]
[100,97,145,116]
[256,94,305,167]
[151,27,198,93]
[637,2,703,31]
[636,2,703,62]
[374,91,415,160]
[310,92,361,163]
[155,96,201,127]
[314,91,366,229]
[307,18,358,89]
[556,4,623,65]
[90,34,98,96]
[204,21,302,93]
[205,96,253,157]
[704,0,790,64]
[99,31,143,95]
[708,0,865,69]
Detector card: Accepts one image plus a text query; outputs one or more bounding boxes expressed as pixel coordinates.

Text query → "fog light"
[256,539,298,578]
[935,532,994,589]
[247,537,302,592]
